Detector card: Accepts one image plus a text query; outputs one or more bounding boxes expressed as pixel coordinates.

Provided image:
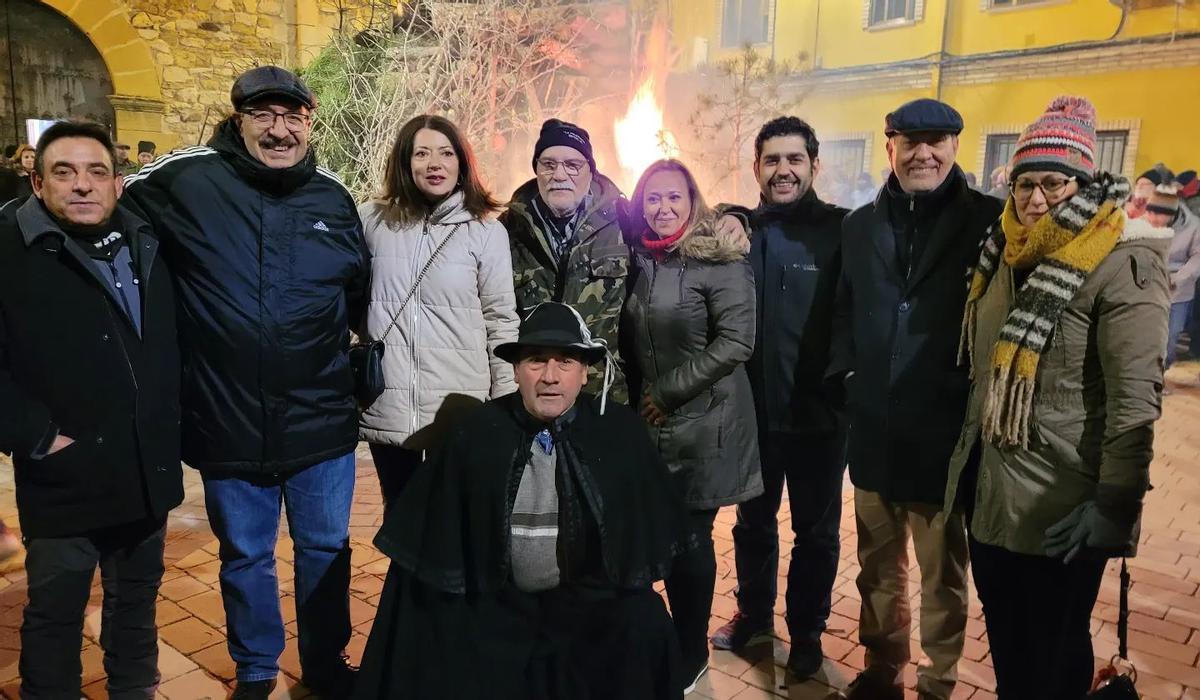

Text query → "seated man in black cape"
[354,302,697,700]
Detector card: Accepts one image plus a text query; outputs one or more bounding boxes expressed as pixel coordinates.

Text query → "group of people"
[0,62,1174,700]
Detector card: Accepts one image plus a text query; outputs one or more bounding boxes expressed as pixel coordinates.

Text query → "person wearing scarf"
[622,159,761,694]
[944,96,1172,700]
[353,302,696,700]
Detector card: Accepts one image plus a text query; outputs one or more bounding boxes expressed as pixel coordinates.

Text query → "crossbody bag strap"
[1118,557,1130,660]
[375,222,464,343]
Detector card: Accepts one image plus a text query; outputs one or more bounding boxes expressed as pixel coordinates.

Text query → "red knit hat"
[1009,96,1097,183]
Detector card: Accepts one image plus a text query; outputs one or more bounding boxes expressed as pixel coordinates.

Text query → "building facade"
[3,0,390,152]
[670,0,1200,193]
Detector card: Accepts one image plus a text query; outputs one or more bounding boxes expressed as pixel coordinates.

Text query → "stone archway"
[23,0,166,144]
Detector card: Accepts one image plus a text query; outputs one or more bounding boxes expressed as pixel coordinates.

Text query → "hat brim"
[495,334,607,366]
[885,127,963,137]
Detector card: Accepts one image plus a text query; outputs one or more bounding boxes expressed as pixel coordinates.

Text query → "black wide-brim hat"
[495,302,607,365]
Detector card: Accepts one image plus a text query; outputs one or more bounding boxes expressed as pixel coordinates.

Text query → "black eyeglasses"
[239,109,310,131]
[1010,175,1076,201]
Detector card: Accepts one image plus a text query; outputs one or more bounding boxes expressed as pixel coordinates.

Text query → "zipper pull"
[909,196,915,213]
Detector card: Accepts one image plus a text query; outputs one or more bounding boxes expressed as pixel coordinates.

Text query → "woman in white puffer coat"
[358,114,519,505]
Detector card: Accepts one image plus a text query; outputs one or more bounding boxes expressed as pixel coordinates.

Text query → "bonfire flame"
[614,77,678,191]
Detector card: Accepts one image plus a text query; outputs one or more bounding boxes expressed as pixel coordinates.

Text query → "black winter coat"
[122,119,370,476]
[829,166,1003,505]
[748,190,847,436]
[624,227,762,510]
[0,198,182,537]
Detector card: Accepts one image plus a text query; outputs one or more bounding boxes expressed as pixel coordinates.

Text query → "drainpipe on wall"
[933,0,952,101]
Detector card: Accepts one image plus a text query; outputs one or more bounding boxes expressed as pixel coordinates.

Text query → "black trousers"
[369,443,424,508]
[664,509,719,665]
[20,517,167,700]
[969,536,1106,700]
[731,429,846,642]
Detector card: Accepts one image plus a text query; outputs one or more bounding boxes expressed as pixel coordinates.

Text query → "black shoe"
[302,656,359,699]
[844,671,903,700]
[786,638,824,681]
[709,612,773,651]
[230,679,277,700]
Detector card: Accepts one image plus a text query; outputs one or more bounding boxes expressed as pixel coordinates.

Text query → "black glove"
[1043,501,1134,563]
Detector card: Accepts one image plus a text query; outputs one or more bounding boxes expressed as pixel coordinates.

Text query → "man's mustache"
[259,135,297,149]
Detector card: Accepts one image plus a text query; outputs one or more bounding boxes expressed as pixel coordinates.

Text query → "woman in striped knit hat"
[942,96,1173,700]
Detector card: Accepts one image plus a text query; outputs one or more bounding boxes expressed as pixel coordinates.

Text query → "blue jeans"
[1168,300,1192,368]
[202,453,355,682]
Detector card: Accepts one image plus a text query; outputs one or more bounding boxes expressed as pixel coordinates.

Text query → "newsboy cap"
[231,65,316,111]
[884,98,964,137]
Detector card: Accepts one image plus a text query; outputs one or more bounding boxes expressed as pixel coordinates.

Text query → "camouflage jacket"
[499,173,630,404]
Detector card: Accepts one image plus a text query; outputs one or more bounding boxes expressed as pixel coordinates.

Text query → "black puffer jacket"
[623,226,762,510]
[122,119,370,476]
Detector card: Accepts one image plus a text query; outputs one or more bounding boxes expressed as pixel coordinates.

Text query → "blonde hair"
[628,159,715,243]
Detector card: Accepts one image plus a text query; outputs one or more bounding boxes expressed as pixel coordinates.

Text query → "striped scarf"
[960,173,1131,448]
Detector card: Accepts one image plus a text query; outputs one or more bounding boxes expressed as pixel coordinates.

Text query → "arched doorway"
[0,0,115,146]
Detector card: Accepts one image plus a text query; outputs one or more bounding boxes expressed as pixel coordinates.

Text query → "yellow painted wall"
[945,64,1200,177]
[948,1,1200,55]
[671,0,1200,179]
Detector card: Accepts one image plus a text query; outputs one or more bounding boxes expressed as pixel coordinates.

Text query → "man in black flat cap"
[827,98,1003,700]
[121,65,369,699]
[354,302,695,700]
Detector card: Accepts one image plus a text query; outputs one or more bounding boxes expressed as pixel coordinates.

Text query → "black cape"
[354,393,697,700]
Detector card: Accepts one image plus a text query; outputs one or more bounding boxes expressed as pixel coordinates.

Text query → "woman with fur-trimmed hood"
[621,158,762,694]
[943,97,1172,700]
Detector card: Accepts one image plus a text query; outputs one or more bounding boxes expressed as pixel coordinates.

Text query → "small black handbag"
[1089,559,1140,699]
[350,223,461,410]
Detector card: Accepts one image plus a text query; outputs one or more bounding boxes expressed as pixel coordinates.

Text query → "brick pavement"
[0,361,1197,699]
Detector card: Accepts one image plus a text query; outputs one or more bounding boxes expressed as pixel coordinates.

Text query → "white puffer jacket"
[358,192,519,449]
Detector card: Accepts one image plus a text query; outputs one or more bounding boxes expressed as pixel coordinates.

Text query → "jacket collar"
[508,171,623,257]
[17,196,152,249]
[17,197,159,334]
[753,187,823,222]
[866,165,970,287]
[208,117,317,196]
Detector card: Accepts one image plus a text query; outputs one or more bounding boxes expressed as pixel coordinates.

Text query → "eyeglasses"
[536,158,587,177]
[240,109,310,131]
[1010,175,1076,201]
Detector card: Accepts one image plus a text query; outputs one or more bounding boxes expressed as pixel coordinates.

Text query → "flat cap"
[884,98,963,137]
[231,65,316,111]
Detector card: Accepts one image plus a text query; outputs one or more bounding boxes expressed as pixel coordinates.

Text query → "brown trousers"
[854,488,970,699]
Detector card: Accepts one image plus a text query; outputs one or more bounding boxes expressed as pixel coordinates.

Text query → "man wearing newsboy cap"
[121,65,370,699]
[827,98,1003,700]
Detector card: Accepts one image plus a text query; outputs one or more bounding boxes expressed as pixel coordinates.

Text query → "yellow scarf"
[962,178,1126,448]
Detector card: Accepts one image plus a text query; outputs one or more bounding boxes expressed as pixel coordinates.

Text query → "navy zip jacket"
[122,118,370,476]
[748,189,847,435]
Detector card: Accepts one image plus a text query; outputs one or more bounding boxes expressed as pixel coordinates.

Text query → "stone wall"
[124,0,289,147]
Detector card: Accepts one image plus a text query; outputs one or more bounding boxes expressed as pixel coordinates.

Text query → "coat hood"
[1119,212,1174,254]
[674,224,748,263]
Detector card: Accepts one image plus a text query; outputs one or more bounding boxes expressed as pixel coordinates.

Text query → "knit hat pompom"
[1046,95,1096,124]
[1009,95,1098,184]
